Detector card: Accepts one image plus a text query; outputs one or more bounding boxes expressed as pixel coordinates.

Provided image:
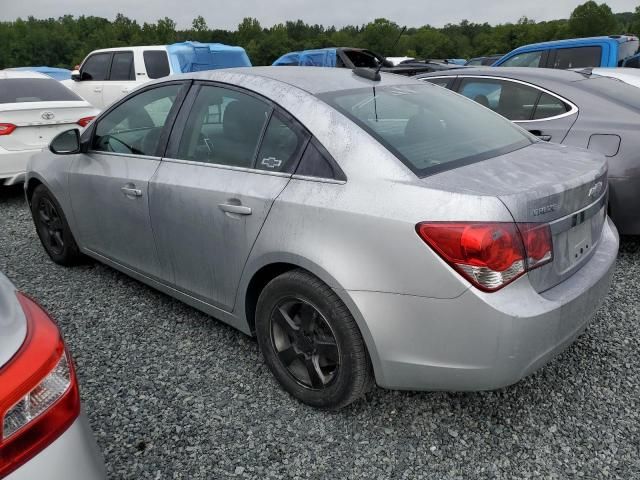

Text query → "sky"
[1,0,637,30]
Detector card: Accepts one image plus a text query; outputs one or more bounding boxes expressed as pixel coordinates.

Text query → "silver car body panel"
[6,414,106,480]
[26,67,619,391]
[0,274,27,367]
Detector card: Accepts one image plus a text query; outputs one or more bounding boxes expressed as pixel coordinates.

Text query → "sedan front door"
[149,83,309,311]
[68,82,188,279]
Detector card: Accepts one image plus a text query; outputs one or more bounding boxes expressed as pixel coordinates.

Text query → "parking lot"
[1,183,638,479]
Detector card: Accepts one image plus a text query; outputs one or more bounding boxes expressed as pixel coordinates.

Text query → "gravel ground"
[1,184,639,479]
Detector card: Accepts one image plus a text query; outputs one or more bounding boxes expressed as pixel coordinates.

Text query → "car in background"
[62,42,251,109]
[465,54,504,66]
[0,273,105,479]
[494,35,640,69]
[0,71,98,186]
[26,67,617,409]
[272,48,458,76]
[385,56,416,66]
[418,67,640,234]
[5,67,72,81]
[586,67,640,88]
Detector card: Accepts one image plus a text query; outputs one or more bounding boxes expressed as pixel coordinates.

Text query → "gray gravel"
[1,184,639,479]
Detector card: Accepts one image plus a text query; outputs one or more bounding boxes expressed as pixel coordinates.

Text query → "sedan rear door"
[149,82,309,311]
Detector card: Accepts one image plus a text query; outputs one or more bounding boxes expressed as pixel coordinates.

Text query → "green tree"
[629,5,640,34]
[568,1,618,37]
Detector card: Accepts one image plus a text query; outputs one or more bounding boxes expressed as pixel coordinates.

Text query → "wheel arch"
[238,254,383,381]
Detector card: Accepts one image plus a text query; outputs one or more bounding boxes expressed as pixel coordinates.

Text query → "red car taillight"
[416,222,553,292]
[0,292,80,478]
[76,117,95,128]
[0,124,16,136]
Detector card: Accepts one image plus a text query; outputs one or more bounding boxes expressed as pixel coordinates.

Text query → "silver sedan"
[0,273,105,479]
[26,67,618,409]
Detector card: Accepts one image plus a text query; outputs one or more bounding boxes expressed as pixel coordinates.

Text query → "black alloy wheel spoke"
[277,346,300,366]
[304,357,325,388]
[274,305,300,335]
[314,340,339,365]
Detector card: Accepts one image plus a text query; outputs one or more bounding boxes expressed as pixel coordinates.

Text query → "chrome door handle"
[121,186,142,197]
[218,203,252,215]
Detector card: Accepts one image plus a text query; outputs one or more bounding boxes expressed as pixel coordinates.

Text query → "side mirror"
[50,129,81,155]
[71,70,81,81]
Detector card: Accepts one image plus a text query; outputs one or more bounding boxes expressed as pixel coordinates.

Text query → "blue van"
[494,35,640,69]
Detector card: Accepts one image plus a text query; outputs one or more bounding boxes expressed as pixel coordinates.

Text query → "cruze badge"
[588,181,603,198]
[261,157,282,169]
[533,204,559,216]
[41,111,55,120]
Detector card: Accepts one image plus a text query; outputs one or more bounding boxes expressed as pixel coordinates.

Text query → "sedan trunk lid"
[422,141,608,292]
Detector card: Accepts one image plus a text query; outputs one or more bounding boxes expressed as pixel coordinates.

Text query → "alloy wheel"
[37,197,65,255]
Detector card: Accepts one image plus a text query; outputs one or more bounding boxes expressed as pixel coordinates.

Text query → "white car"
[0,71,98,185]
[589,67,640,88]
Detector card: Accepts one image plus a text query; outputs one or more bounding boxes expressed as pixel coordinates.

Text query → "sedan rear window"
[0,78,83,103]
[319,84,531,177]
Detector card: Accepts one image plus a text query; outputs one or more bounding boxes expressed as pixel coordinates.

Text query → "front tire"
[31,185,82,266]
[256,269,373,409]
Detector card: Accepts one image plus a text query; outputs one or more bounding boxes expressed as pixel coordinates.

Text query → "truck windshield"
[319,83,531,177]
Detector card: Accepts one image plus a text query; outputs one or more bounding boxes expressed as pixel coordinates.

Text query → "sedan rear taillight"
[416,222,553,292]
[0,124,16,136]
[76,117,95,128]
[0,292,80,478]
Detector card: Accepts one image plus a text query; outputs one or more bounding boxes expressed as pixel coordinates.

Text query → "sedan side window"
[532,93,570,120]
[458,78,541,121]
[92,84,182,156]
[176,85,270,168]
[551,46,602,69]
[423,78,452,88]
[81,53,111,81]
[499,50,543,68]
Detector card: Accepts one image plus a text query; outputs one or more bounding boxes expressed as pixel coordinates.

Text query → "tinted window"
[343,50,380,68]
[255,112,307,173]
[320,84,530,177]
[465,59,483,66]
[92,84,182,156]
[109,52,134,81]
[551,46,602,69]
[533,92,570,120]
[144,51,170,79]
[500,50,543,68]
[296,140,345,180]
[81,53,111,81]
[459,78,541,120]
[622,54,640,68]
[0,78,83,103]
[176,85,270,167]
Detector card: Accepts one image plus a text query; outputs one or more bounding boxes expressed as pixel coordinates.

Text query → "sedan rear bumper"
[6,412,106,480]
[0,148,40,185]
[347,217,619,391]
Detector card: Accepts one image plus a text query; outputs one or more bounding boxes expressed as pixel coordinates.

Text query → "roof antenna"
[375,26,406,77]
[353,25,406,81]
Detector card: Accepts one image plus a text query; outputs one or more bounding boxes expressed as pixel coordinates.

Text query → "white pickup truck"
[62,42,251,109]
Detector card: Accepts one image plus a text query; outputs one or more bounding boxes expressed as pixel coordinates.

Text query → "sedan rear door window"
[458,78,541,121]
[176,85,270,168]
[255,112,307,173]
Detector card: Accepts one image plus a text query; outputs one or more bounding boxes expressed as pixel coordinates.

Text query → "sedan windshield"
[319,83,531,177]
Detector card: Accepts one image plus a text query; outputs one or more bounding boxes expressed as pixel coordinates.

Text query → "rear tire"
[256,269,373,409]
[31,185,83,266]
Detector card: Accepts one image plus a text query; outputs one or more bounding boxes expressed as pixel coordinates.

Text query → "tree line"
[0,1,638,69]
